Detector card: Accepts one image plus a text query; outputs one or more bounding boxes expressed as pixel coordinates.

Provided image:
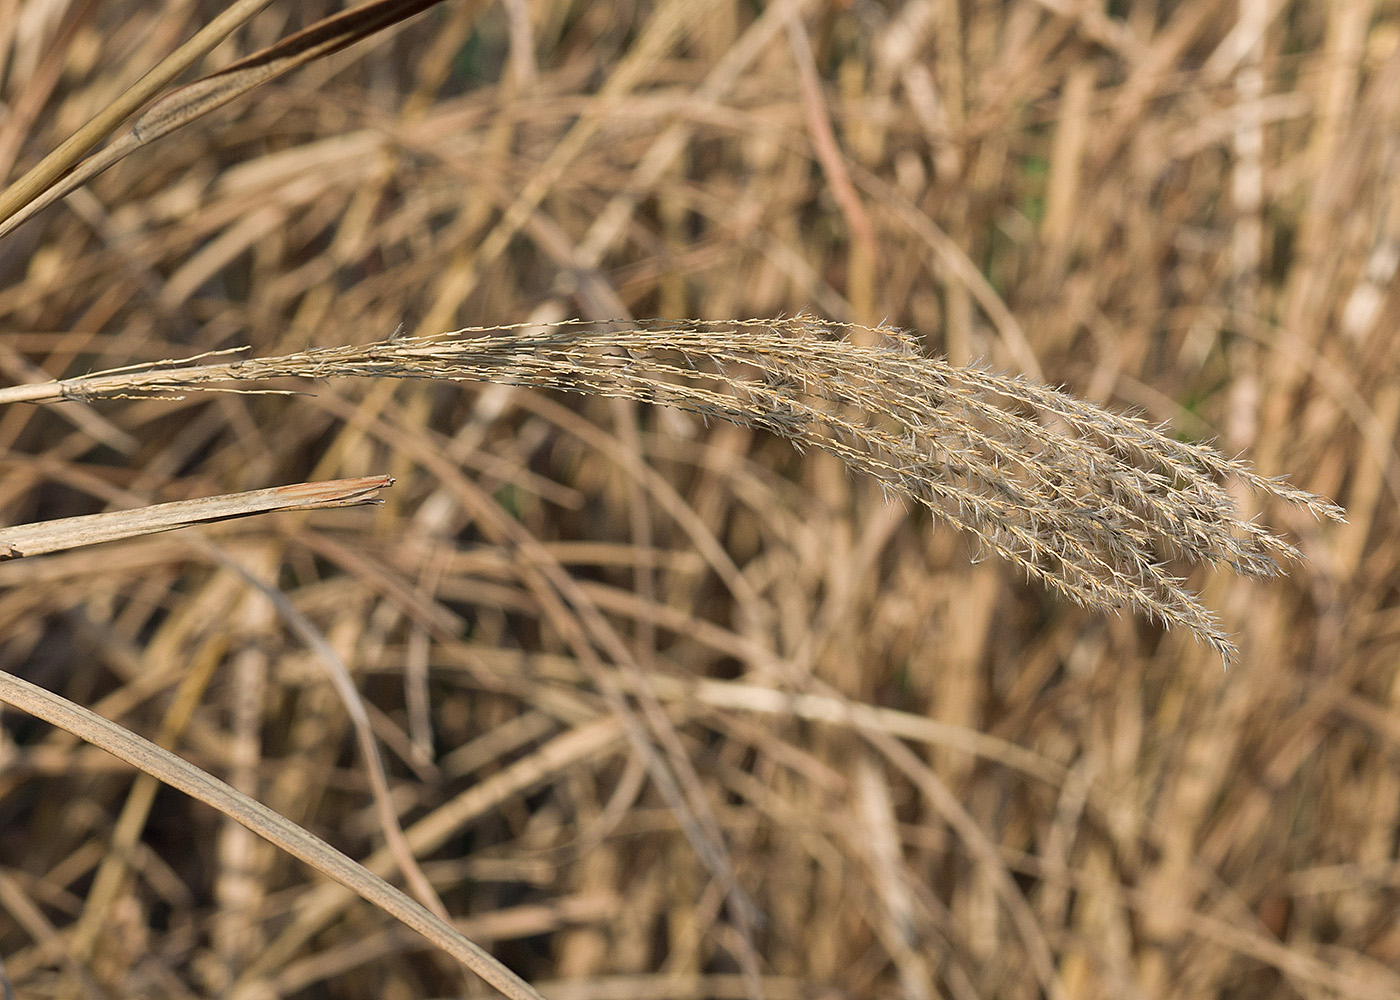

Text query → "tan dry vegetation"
[0,2,1391,999]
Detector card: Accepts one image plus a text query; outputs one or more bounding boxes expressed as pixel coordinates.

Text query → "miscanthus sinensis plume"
[9,316,1343,660]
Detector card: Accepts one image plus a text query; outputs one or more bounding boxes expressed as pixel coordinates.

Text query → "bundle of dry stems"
[1,2,1391,1000]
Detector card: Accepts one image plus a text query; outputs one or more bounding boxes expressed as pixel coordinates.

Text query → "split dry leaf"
[0,475,393,558]
[0,0,457,240]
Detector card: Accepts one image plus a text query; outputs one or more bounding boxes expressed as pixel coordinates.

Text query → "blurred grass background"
[0,0,1396,998]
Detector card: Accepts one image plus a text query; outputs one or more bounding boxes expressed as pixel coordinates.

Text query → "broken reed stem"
[0,476,393,558]
[4,317,1344,658]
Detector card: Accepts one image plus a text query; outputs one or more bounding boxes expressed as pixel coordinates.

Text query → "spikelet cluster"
[49,317,1344,658]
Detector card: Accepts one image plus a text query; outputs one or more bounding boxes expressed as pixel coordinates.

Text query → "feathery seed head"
[20,316,1343,660]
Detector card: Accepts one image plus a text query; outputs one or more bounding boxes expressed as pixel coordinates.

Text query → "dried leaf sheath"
[2,318,1343,657]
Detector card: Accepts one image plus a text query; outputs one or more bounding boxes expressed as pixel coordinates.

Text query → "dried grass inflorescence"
[6,0,1397,996]
[19,316,1343,659]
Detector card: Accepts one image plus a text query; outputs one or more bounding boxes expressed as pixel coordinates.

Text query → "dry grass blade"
[0,475,392,558]
[0,0,452,241]
[0,0,276,224]
[0,670,546,1000]
[6,2,1399,996]
[3,319,1342,658]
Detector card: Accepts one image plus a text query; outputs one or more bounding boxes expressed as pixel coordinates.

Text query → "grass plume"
[9,317,1343,659]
